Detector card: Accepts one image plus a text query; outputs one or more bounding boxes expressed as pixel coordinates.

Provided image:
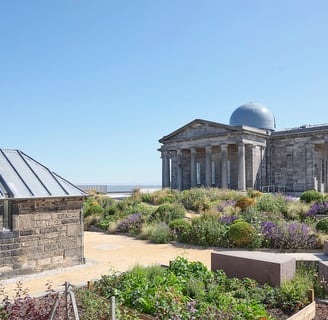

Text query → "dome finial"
[229,102,276,131]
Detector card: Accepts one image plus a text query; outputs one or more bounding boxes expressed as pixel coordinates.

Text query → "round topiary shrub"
[300,190,323,203]
[316,217,328,233]
[235,196,255,212]
[228,220,256,247]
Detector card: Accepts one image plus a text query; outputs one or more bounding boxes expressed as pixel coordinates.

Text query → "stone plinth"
[319,261,328,284]
[211,251,296,286]
[324,240,328,255]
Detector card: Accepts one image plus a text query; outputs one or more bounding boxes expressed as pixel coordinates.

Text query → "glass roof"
[0,149,87,199]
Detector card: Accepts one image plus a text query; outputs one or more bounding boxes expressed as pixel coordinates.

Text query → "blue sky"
[1,1,328,186]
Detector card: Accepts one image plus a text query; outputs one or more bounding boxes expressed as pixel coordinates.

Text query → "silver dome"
[229,102,276,131]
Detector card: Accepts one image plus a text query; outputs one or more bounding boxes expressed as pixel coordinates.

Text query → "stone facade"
[159,120,328,194]
[0,197,84,279]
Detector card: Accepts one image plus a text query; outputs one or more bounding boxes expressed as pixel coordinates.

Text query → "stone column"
[205,146,212,187]
[190,148,196,188]
[161,150,170,188]
[221,144,228,188]
[177,149,183,190]
[251,145,261,189]
[238,143,246,191]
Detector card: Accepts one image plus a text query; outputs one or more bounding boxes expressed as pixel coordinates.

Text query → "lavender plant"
[261,221,318,249]
[116,213,143,234]
[306,201,328,217]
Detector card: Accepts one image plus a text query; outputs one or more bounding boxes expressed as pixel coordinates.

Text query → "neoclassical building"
[158,103,328,194]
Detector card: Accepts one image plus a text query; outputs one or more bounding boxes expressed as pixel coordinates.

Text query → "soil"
[266,301,328,319]
[314,301,328,320]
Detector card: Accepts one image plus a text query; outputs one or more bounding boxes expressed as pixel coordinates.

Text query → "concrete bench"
[211,251,296,286]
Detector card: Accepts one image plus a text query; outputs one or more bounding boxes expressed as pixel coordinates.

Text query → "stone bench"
[211,251,296,286]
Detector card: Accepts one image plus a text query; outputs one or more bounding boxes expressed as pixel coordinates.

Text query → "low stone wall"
[0,197,84,279]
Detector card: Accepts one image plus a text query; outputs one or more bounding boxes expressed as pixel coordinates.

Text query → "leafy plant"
[316,217,328,233]
[149,203,185,224]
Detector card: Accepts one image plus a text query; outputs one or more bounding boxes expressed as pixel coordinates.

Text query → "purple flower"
[117,213,143,232]
[220,215,238,225]
[261,221,317,249]
[306,202,328,217]
[217,200,236,212]
[261,221,276,237]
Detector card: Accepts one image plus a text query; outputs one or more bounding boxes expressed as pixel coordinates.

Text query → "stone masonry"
[0,197,84,279]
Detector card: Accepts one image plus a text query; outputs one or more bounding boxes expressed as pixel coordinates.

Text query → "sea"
[77,184,161,196]
[107,184,161,193]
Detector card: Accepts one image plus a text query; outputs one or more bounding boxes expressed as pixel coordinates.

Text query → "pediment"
[159,119,235,143]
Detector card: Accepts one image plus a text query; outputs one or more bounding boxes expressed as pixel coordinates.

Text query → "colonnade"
[161,143,249,191]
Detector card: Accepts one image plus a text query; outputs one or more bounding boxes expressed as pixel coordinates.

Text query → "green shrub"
[137,223,154,240]
[180,188,208,211]
[84,204,104,217]
[149,203,185,224]
[300,190,323,203]
[169,218,191,241]
[148,188,179,205]
[149,223,172,244]
[256,193,287,215]
[141,193,152,203]
[187,214,228,247]
[228,220,256,247]
[316,217,328,233]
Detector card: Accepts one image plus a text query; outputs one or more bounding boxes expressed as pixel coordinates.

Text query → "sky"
[1,1,328,186]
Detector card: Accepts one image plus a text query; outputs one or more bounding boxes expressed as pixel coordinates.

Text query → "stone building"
[158,102,328,194]
[0,149,87,279]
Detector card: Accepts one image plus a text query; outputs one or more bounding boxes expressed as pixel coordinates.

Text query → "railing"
[260,185,286,193]
[49,282,79,320]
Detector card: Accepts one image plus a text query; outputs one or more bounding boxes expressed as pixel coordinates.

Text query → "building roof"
[0,149,87,199]
[229,102,276,131]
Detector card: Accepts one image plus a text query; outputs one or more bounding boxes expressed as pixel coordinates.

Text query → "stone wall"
[0,197,84,279]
